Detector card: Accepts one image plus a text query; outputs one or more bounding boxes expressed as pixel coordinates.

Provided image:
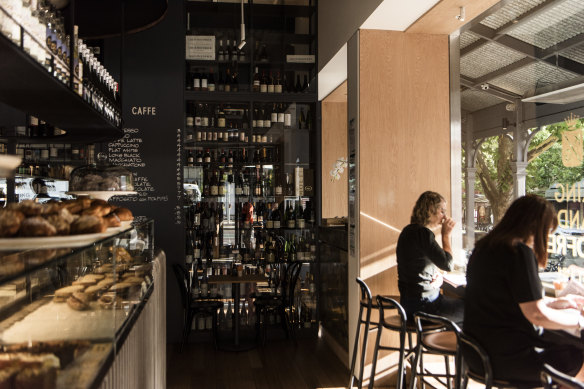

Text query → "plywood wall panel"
[358,30,451,299]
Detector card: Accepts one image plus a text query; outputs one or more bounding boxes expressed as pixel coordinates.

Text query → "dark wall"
[104,1,184,343]
[317,0,382,71]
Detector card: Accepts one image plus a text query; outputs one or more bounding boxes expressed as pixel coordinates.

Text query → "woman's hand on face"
[441,217,455,235]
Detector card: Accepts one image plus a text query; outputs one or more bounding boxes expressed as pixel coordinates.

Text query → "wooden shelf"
[185,91,317,103]
[0,33,123,144]
[186,2,315,18]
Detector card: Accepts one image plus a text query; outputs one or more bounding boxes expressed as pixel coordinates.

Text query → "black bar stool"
[459,332,541,389]
[409,312,460,389]
[541,363,584,389]
[369,296,444,389]
[349,278,379,388]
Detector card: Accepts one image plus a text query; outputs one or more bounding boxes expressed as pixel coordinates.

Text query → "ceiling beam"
[472,57,537,85]
[461,75,520,102]
[540,32,584,59]
[460,38,488,56]
[494,0,569,37]
[469,23,584,75]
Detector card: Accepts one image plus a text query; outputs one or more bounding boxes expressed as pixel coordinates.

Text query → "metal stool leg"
[349,304,365,388]
[368,323,383,389]
[358,307,372,388]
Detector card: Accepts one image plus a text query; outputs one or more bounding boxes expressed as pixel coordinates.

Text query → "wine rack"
[183,0,319,336]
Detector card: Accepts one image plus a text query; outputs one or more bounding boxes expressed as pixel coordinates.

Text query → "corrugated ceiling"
[460,0,584,113]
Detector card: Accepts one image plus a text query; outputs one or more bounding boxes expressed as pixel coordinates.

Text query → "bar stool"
[409,312,460,389]
[349,278,379,388]
[459,332,541,389]
[369,296,443,389]
[541,363,584,389]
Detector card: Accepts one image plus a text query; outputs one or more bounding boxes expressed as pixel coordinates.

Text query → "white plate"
[66,191,137,201]
[0,221,133,250]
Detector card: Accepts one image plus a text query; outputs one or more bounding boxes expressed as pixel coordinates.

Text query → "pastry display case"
[0,218,155,389]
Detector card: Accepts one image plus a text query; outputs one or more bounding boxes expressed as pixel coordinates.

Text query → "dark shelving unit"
[0,33,123,143]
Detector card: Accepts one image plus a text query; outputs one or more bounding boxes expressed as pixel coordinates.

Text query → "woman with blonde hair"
[397,191,464,323]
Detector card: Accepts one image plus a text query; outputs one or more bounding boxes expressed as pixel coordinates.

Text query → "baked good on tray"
[0,200,134,238]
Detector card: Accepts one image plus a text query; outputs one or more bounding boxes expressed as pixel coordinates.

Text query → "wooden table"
[208,274,269,350]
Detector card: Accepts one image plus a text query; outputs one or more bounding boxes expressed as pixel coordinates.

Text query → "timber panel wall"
[358,29,451,299]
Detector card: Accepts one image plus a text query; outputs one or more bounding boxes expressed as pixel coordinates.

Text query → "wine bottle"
[210,171,219,196]
[295,74,302,93]
[218,39,225,61]
[296,200,305,229]
[287,202,296,228]
[231,71,239,92]
[260,71,268,93]
[224,69,232,92]
[203,149,212,164]
[187,151,194,167]
[302,74,309,92]
[267,71,275,93]
[253,67,260,92]
[298,108,306,129]
[231,40,238,64]
[259,44,268,62]
[201,70,208,91]
[193,70,201,91]
[272,203,281,229]
[208,68,215,91]
[275,72,283,93]
[217,70,224,91]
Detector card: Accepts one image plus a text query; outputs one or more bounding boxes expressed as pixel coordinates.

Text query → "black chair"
[349,278,379,389]
[369,296,443,389]
[254,261,302,345]
[173,263,222,352]
[410,312,460,389]
[541,363,584,389]
[459,332,540,389]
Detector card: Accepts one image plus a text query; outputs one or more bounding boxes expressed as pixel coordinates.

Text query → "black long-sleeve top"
[396,223,453,300]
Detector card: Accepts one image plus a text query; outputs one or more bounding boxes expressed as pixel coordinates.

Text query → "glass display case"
[0,219,154,389]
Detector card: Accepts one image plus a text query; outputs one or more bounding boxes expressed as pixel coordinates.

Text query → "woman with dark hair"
[464,194,584,382]
[397,191,464,323]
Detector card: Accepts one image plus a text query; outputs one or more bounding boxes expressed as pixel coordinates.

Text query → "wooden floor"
[167,337,350,389]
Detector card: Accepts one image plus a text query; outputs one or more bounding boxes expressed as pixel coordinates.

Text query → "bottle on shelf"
[298,108,306,129]
[267,71,275,93]
[296,201,305,229]
[232,71,239,92]
[287,202,296,229]
[193,70,201,91]
[275,72,283,93]
[217,39,225,61]
[224,69,232,92]
[208,68,215,91]
[295,74,302,93]
[260,71,268,93]
[253,67,260,92]
[258,43,268,62]
[201,70,208,92]
[302,74,309,92]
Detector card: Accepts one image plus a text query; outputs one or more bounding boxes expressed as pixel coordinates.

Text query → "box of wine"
[294,166,304,196]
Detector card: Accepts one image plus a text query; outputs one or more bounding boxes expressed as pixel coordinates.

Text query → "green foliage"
[526,121,584,195]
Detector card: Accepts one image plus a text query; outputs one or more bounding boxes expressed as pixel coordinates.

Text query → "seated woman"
[397,191,464,324]
[464,194,584,382]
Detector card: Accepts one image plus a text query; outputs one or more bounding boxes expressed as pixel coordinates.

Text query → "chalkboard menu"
[103,0,184,342]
